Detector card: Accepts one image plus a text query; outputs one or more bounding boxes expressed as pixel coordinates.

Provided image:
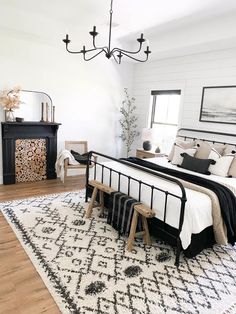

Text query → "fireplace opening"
[15,138,47,183]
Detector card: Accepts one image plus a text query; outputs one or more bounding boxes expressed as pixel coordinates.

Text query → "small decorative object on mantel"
[52,105,55,122]
[15,117,24,123]
[40,101,55,123]
[5,109,15,122]
[40,102,45,122]
[119,88,139,157]
[46,102,49,122]
[0,86,23,122]
[51,104,53,122]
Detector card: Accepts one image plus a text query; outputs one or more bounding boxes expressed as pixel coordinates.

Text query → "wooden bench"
[86,180,155,250]
[126,203,155,251]
[85,180,115,218]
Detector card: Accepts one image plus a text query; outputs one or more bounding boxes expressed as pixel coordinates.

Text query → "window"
[150,90,181,153]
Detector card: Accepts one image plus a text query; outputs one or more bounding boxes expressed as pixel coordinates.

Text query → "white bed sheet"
[89,157,236,250]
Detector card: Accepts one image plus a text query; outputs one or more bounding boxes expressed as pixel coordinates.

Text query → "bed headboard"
[177,128,236,147]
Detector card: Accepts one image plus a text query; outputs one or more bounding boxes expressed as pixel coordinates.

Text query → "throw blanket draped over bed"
[122,157,236,246]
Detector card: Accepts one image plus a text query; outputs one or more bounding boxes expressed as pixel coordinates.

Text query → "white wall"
[132,47,236,150]
[0,30,134,183]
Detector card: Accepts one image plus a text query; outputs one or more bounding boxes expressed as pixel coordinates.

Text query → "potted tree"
[119,88,139,157]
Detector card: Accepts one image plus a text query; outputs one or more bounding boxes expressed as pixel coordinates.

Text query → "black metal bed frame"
[178,128,236,146]
[85,151,187,266]
[85,128,236,266]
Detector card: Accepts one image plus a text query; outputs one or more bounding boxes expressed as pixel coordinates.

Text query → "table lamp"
[141,128,153,151]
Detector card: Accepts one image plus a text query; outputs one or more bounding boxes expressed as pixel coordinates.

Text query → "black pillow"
[179,153,216,175]
[70,150,91,165]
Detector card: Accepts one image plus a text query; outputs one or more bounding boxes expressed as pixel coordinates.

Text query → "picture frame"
[199,86,236,124]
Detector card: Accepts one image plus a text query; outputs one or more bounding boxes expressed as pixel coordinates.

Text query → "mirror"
[14,90,53,122]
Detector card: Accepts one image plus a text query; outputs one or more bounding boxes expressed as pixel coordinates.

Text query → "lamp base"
[143,141,152,151]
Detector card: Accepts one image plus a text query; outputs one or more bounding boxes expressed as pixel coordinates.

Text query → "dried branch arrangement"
[119,88,140,157]
[0,86,23,110]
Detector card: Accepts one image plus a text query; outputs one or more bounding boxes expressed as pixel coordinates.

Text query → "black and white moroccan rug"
[1,190,236,314]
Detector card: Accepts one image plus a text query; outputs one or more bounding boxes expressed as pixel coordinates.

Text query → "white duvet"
[89,157,236,250]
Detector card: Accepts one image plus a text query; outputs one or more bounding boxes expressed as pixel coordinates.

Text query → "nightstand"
[136,149,167,159]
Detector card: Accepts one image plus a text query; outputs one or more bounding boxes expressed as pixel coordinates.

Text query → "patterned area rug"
[1,190,236,314]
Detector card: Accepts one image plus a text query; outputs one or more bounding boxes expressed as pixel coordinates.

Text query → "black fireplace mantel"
[1,122,61,184]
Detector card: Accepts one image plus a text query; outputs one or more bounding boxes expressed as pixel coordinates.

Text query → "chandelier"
[62,0,151,64]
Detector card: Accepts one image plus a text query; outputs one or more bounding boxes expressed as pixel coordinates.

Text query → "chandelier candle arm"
[81,45,106,54]
[62,0,151,63]
[89,26,99,38]
[111,38,143,55]
[82,48,105,61]
[63,34,83,54]
[119,49,151,62]
[91,29,109,54]
[112,52,121,64]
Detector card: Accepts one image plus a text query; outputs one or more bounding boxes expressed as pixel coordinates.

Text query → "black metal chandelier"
[62,0,151,64]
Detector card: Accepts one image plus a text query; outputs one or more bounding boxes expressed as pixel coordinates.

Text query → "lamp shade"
[141,128,153,141]
[150,128,160,145]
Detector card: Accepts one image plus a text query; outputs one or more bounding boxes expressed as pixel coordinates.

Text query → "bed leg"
[175,238,182,267]
[85,186,88,203]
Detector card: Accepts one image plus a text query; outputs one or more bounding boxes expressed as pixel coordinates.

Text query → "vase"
[5,110,15,122]
[143,140,152,151]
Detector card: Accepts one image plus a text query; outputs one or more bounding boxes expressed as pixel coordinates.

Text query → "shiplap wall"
[132,47,236,150]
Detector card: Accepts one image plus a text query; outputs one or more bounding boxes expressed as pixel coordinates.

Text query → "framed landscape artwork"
[199,86,236,124]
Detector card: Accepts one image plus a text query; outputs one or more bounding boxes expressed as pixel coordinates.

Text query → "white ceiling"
[1,0,236,59]
[1,0,236,37]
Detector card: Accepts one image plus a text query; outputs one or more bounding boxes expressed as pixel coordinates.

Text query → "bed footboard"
[85,151,187,266]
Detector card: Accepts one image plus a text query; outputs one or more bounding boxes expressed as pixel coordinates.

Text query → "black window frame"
[150,90,181,128]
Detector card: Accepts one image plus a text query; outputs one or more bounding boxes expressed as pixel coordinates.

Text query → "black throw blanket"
[121,157,236,245]
[107,191,142,236]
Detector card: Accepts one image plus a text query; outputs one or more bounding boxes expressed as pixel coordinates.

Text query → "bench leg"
[86,187,98,218]
[141,216,151,245]
[127,211,139,252]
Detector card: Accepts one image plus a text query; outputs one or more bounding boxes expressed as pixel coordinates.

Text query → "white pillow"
[168,139,195,161]
[209,149,234,177]
[171,145,197,165]
[208,147,221,160]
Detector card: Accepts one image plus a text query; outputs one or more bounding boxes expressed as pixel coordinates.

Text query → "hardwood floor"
[0,176,86,314]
